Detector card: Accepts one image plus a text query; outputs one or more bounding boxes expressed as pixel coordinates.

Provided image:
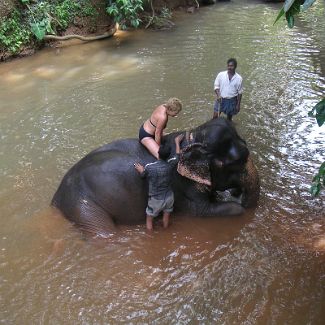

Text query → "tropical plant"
[274,0,316,28]
[274,0,324,196]
[144,5,173,29]
[0,10,31,54]
[106,0,144,29]
[18,0,97,41]
[308,99,325,196]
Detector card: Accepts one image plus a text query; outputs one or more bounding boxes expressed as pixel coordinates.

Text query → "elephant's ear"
[177,145,212,186]
[240,155,260,208]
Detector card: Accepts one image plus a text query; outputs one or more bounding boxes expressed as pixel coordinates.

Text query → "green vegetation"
[0,10,31,54]
[274,0,325,196]
[0,0,173,57]
[0,0,99,56]
[308,100,325,196]
[144,6,173,29]
[106,0,144,29]
[22,0,98,39]
[274,0,316,28]
[105,0,173,30]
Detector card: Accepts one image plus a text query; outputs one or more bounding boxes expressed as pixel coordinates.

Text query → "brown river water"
[0,1,324,323]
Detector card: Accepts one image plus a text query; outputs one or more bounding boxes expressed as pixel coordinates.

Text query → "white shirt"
[214,71,243,98]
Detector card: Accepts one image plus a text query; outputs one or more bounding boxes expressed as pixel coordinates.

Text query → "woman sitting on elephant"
[139,98,183,159]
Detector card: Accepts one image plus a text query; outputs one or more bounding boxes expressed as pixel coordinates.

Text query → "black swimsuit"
[139,124,155,141]
[149,119,156,128]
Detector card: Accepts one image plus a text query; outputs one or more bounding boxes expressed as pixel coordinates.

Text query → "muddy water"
[1,0,325,323]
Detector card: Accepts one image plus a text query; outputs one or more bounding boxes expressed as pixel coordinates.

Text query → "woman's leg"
[141,138,160,159]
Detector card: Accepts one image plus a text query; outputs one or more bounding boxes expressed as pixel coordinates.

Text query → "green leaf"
[290,0,302,15]
[30,23,46,40]
[310,183,320,196]
[45,20,55,35]
[286,12,295,28]
[310,161,325,196]
[319,161,325,175]
[273,7,285,25]
[308,98,325,126]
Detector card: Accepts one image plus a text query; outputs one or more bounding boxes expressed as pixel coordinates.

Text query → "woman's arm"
[154,116,167,145]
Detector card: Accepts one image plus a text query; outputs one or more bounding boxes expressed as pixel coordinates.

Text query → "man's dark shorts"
[146,192,174,217]
[214,97,238,116]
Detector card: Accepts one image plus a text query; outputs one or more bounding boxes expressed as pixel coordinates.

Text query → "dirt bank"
[0,0,212,62]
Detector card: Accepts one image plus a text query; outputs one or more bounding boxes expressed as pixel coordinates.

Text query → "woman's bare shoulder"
[152,105,167,119]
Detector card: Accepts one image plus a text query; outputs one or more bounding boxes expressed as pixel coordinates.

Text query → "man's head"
[158,141,171,161]
[165,98,182,117]
[227,58,237,74]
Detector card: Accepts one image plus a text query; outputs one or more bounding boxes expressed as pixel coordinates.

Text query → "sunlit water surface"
[0,0,324,323]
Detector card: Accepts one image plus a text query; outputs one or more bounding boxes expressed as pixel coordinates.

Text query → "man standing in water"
[134,135,184,231]
[213,58,243,120]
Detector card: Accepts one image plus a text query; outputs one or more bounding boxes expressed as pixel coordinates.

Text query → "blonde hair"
[165,97,182,114]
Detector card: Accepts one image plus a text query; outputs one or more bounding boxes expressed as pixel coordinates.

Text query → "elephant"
[51,118,260,236]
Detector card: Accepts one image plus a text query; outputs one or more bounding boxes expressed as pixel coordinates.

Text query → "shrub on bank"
[0,9,31,56]
[0,0,99,59]
[0,0,188,60]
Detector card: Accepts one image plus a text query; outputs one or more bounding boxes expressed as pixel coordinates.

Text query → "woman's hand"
[175,134,184,144]
[175,134,185,154]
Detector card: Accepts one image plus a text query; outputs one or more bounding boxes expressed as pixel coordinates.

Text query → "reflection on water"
[0,0,324,323]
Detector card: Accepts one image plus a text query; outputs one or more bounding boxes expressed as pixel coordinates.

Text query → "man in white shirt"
[213,58,243,120]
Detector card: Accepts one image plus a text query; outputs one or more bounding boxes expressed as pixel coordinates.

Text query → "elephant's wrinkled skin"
[51,118,259,235]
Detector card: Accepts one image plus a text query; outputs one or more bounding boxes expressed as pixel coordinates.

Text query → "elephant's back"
[79,150,148,224]
[90,138,154,162]
[51,139,154,225]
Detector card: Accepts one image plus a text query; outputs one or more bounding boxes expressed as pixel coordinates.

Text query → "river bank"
[0,0,212,62]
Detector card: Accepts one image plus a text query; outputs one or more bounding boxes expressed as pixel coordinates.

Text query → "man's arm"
[236,78,243,112]
[236,93,242,112]
[215,89,221,101]
[214,73,221,101]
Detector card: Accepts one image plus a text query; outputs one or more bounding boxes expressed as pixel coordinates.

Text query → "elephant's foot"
[72,199,116,238]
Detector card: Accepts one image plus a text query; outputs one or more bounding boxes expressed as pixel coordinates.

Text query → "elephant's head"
[176,118,259,207]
